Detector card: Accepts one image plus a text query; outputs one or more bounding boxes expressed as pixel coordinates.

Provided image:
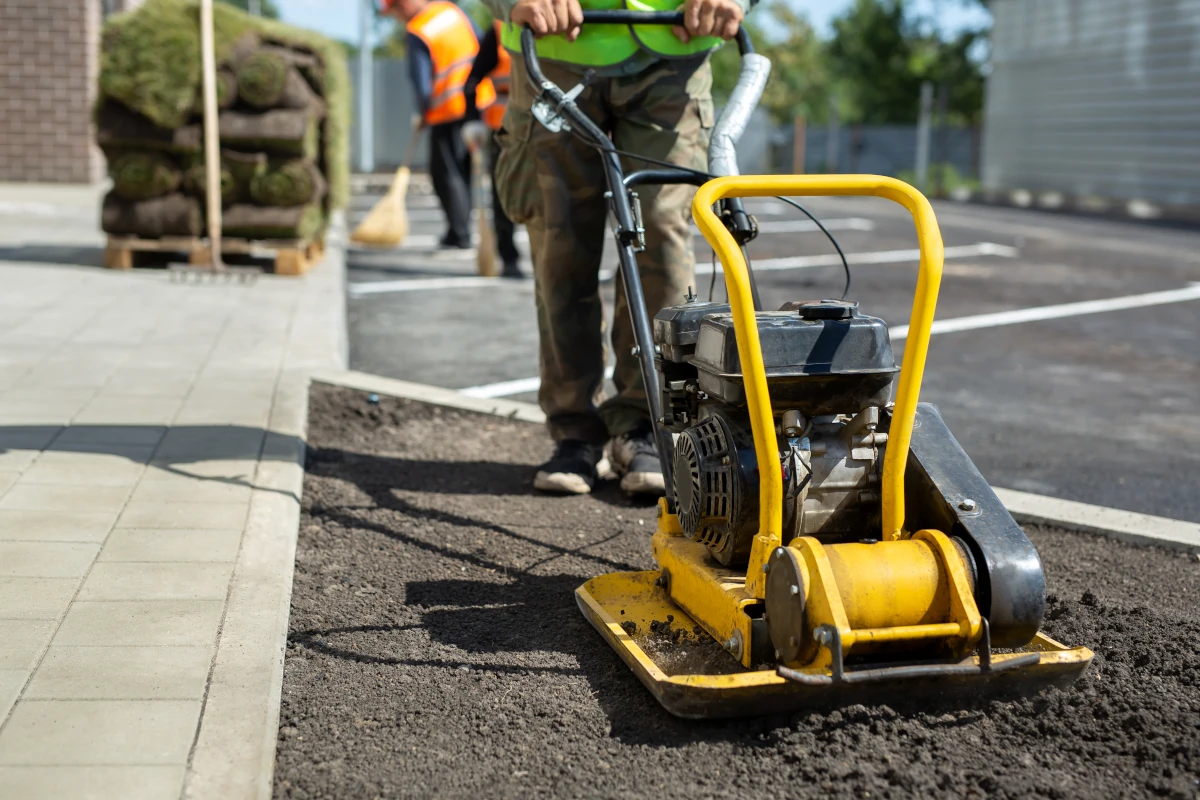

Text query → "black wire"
[771,196,852,300]
[597,142,852,301]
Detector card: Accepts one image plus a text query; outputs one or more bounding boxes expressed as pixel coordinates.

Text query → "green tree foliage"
[827,0,987,125]
[217,0,280,19]
[712,3,830,125]
[827,0,923,124]
[715,0,987,126]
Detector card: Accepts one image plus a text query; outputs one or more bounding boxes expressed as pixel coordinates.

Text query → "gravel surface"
[275,385,1200,800]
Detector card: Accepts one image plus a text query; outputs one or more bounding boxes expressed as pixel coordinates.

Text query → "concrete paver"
[115,501,250,531]
[0,484,132,513]
[0,765,185,800]
[79,563,234,601]
[54,600,225,647]
[0,510,119,543]
[97,529,244,563]
[0,700,200,765]
[0,542,100,577]
[0,190,346,798]
[0,621,55,670]
[0,578,79,619]
[24,647,212,700]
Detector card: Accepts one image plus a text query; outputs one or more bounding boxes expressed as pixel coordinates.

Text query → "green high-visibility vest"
[499,0,723,67]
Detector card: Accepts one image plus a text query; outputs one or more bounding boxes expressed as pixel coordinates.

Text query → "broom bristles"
[351,167,410,247]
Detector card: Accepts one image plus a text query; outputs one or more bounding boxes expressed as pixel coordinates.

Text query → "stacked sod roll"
[97,0,349,242]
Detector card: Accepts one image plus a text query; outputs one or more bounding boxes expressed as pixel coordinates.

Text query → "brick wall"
[0,1,103,184]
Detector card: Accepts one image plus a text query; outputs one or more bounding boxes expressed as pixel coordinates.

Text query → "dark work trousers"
[429,119,472,247]
[489,132,519,267]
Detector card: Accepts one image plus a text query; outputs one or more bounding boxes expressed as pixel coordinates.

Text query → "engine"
[654,297,899,567]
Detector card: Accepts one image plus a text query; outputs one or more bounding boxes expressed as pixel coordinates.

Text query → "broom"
[351,116,423,247]
[462,120,497,277]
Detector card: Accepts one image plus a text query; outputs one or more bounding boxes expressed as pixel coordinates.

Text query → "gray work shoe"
[533,440,599,495]
[605,427,665,495]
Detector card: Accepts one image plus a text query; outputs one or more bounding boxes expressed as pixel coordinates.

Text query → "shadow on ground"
[0,423,302,498]
[275,384,1200,800]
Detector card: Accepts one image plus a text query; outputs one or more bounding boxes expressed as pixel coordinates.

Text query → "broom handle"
[200,0,223,269]
[401,116,424,170]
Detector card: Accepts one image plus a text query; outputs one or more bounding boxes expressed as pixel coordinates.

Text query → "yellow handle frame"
[691,175,944,598]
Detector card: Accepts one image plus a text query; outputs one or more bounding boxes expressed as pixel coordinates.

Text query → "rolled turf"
[182,150,267,206]
[109,152,182,201]
[96,100,201,155]
[182,160,239,206]
[101,192,203,237]
[99,0,349,209]
[249,160,326,207]
[222,203,324,240]
[219,108,319,160]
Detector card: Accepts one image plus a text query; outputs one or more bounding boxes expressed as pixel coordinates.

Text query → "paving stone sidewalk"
[0,226,346,799]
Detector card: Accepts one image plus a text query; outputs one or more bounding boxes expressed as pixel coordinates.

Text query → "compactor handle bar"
[518,12,769,178]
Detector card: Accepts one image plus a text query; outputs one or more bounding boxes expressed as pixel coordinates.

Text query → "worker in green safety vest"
[482,0,753,498]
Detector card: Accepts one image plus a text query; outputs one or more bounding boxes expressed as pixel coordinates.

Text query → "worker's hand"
[511,0,584,42]
[675,0,742,42]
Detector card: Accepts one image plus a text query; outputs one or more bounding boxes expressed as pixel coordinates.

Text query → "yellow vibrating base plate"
[576,565,1094,719]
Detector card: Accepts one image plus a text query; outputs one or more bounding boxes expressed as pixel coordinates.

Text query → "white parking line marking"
[347,276,509,296]
[387,218,876,251]
[460,375,541,398]
[461,365,615,399]
[347,241,1015,297]
[890,282,1200,340]
[462,283,1200,398]
[697,242,1019,274]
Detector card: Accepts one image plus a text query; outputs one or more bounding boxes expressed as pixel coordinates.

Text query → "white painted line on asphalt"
[389,218,875,251]
[460,375,541,398]
[889,282,1200,340]
[345,241,1014,297]
[309,369,1200,549]
[347,276,511,296]
[697,242,1019,274]
[995,488,1200,551]
[458,282,1200,398]
[461,365,616,399]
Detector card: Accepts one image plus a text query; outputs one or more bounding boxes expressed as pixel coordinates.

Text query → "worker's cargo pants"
[429,119,473,247]
[496,56,712,445]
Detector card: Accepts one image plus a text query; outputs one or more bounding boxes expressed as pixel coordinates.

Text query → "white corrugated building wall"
[981,0,1200,218]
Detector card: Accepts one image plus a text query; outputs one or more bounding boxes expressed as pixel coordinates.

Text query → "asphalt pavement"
[344,180,1200,523]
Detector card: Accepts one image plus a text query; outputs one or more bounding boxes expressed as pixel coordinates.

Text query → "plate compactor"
[519,13,1093,719]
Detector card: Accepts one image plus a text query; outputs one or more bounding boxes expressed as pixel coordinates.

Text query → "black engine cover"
[690,303,898,415]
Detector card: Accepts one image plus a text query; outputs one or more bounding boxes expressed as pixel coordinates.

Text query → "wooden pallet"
[104,235,326,276]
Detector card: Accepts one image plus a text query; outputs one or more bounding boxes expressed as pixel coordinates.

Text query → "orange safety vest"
[407,1,496,126]
[482,20,511,131]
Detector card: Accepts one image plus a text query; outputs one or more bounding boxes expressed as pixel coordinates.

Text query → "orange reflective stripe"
[407,1,495,125]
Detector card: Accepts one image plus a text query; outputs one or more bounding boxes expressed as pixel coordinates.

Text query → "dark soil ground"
[274,385,1200,800]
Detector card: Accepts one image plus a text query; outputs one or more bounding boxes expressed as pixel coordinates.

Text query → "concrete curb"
[994,488,1200,552]
[184,235,348,800]
[311,368,1200,553]
[311,369,547,424]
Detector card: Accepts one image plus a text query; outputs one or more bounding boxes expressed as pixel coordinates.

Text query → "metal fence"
[350,58,429,170]
[771,124,981,179]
